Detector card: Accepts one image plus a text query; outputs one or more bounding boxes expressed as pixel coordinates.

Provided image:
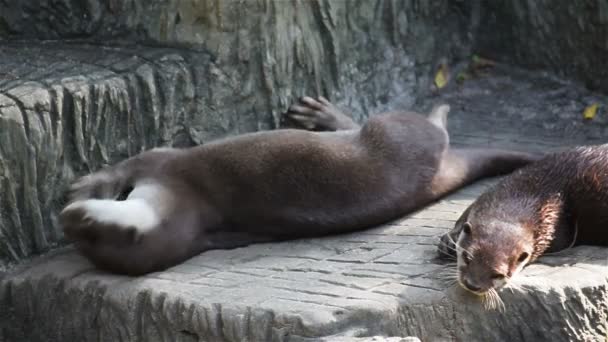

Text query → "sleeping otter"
[60,96,536,275]
[438,145,608,305]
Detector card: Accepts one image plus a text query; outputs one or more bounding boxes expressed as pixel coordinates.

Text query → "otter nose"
[462,278,482,292]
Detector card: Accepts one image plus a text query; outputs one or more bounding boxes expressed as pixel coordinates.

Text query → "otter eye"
[491,273,506,280]
[517,252,529,263]
[462,222,472,235]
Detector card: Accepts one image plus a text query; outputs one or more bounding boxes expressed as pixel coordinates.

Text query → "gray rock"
[0,0,475,118]
[475,0,608,92]
[322,337,421,342]
[0,42,207,270]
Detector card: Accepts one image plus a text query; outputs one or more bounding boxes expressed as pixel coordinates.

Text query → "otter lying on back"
[60,96,536,275]
[439,145,608,305]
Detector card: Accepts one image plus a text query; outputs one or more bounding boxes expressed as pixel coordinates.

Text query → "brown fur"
[532,194,563,259]
[60,97,537,275]
[439,144,608,294]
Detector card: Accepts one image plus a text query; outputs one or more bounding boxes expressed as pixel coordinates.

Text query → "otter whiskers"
[482,288,506,312]
[437,262,460,286]
[445,234,473,259]
[441,234,508,312]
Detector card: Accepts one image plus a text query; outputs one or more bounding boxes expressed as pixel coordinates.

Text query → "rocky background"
[0,1,607,341]
[475,0,608,92]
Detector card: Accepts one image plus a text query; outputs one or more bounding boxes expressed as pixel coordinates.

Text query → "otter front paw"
[437,231,458,260]
[60,200,144,245]
[60,201,98,242]
[68,170,131,202]
[283,96,358,131]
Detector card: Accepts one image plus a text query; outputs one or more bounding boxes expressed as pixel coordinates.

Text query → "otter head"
[455,218,534,295]
[450,194,562,296]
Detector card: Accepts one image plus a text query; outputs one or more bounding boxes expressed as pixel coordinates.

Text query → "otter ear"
[533,195,562,258]
[454,205,472,231]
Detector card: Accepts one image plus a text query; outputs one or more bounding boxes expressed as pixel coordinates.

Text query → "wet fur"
[439,145,608,293]
[61,99,536,275]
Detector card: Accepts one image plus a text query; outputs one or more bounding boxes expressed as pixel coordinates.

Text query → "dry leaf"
[583,103,599,120]
[434,63,449,89]
[471,54,496,68]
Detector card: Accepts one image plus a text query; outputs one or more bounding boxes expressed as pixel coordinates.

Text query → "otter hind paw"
[60,200,150,245]
[283,96,357,131]
[68,172,117,201]
[60,202,99,242]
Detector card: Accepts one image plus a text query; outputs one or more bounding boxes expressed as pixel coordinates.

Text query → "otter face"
[455,220,534,295]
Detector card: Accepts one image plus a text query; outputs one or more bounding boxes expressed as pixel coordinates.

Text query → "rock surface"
[474,0,608,92]
[1,65,607,342]
[1,1,608,341]
[0,42,212,269]
[0,0,474,122]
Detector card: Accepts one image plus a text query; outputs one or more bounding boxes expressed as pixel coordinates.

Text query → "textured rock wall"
[0,0,475,115]
[0,1,474,268]
[475,0,608,92]
[0,43,208,270]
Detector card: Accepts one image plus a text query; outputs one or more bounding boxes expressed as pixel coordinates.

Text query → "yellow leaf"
[583,103,599,120]
[434,64,449,89]
[472,54,496,68]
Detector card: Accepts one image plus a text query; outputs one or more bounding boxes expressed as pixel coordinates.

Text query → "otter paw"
[60,202,98,242]
[437,232,458,260]
[283,96,357,131]
[60,200,145,245]
[68,170,132,202]
[69,172,112,200]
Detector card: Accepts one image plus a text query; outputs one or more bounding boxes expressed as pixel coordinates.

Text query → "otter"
[60,96,536,275]
[438,145,608,302]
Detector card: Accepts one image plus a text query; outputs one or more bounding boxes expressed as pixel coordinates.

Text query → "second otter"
[60,97,536,275]
[439,145,608,298]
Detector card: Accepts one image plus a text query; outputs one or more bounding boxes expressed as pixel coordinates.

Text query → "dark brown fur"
[60,97,536,275]
[438,145,608,294]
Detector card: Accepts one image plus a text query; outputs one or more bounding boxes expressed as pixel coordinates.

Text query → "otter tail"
[427,104,450,133]
[430,148,541,197]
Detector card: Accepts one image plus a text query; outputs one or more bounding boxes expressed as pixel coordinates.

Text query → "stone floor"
[1,64,608,341]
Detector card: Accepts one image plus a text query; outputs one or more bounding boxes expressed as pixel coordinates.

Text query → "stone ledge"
[1,180,606,341]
